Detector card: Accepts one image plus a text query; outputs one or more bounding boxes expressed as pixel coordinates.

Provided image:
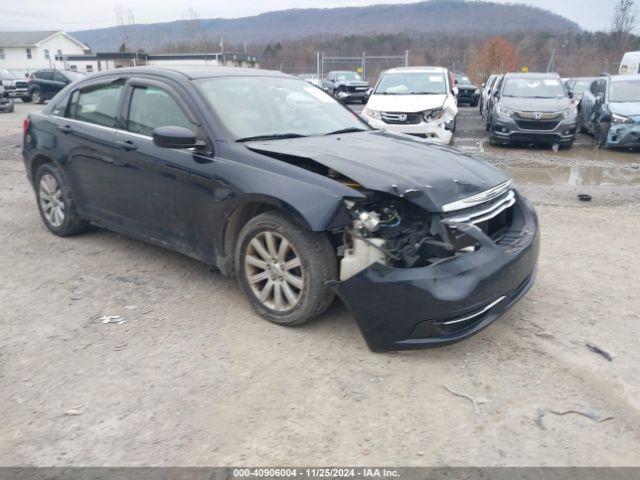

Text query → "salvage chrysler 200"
[23,67,539,351]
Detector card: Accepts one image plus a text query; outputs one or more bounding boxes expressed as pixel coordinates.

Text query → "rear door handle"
[58,124,73,134]
[115,140,137,151]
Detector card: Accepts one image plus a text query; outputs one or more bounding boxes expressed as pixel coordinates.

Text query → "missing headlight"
[339,195,472,277]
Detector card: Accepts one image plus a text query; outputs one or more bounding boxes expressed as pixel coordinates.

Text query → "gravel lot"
[1,102,640,466]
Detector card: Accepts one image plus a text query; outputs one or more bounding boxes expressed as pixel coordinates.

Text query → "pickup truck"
[322,71,370,103]
[0,69,30,102]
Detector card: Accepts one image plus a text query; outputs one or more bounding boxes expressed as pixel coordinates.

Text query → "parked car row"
[0,68,84,104]
[478,71,639,150]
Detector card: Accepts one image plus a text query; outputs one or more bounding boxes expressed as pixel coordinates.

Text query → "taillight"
[23,117,30,134]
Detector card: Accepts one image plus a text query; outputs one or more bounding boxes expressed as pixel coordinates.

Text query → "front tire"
[35,163,89,237]
[31,89,44,104]
[235,211,337,326]
[21,96,32,103]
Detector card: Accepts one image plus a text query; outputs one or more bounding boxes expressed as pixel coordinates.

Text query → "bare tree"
[115,5,136,51]
[611,0,638,53]
[183,8,205,47]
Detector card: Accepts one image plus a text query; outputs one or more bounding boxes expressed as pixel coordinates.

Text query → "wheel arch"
[29,153,57,187]
[218,195,314,277]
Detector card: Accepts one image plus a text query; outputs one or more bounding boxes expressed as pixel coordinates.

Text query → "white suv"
[362,66,458,144]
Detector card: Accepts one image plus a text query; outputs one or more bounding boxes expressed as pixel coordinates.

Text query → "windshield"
[334,72,361,81]
[502,78,566,98]
[456,75,472,85]
[571,79,596,94]
[610,80,640,102]
[195,76,369,140]
[374,72,447,95]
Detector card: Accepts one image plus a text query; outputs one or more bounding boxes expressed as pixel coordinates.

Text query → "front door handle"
[116,140,137,151]
[58,124,73,134]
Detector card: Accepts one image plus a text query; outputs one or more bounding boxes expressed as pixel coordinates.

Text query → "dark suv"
[28,69,84,104]
[487,73,577,148]
[454,73,480,107]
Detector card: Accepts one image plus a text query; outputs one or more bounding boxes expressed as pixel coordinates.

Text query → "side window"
[66,81,124,128]
[127,85,195,137]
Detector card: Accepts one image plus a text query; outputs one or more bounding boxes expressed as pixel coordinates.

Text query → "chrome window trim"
[52,114,153,140]
[442,180,513,212]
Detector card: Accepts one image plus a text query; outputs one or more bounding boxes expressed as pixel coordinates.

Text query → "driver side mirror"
[493,90,500,98]
[452,86,459,96]
[153,126,197,149]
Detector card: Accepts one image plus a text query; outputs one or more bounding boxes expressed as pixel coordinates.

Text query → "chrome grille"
[381,112,422,125]
[516,111,562,120]
[444,190,516,225]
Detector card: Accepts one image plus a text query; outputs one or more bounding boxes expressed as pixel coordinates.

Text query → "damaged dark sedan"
[22,67,539,351]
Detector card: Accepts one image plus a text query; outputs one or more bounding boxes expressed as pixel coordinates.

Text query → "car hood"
[608,101,640,120]
[246,130,509,212]
[367,94,447,113]
[498,96,572,112]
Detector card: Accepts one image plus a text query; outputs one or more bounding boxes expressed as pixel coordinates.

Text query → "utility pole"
[547,48,556,73]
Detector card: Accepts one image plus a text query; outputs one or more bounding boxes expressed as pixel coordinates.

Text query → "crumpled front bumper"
[606,123,640,148]
[332,195,540,352]
[366,117,453,144]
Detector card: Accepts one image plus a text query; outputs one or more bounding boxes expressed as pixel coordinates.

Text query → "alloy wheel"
[244,230,304,312]
[32,90,42,104]
[39,174,65,228]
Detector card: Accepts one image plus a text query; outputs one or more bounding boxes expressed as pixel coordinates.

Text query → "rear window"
[66,81,124,128]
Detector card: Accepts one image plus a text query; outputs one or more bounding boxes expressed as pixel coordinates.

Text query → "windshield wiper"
[236,133,307,142]
[324,127,367,136]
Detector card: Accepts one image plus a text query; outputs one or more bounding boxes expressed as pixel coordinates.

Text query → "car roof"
[610,74,640,82]
[81,66,290,81]
[504,72,561,79]
[384,66,446,74]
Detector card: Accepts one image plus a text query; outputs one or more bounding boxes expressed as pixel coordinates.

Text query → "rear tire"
[235,211,337,326]
[35,163,89,237]
[21,96,32,103]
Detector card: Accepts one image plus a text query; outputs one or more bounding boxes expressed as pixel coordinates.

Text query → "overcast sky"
[0,0,624,32]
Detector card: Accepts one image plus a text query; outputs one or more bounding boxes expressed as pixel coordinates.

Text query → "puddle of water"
[502,164,640,187]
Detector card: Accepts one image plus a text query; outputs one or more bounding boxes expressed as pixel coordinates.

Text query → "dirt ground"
[1,102,640,467]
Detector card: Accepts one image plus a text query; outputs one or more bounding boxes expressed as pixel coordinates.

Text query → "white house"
[0,31,89,77]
